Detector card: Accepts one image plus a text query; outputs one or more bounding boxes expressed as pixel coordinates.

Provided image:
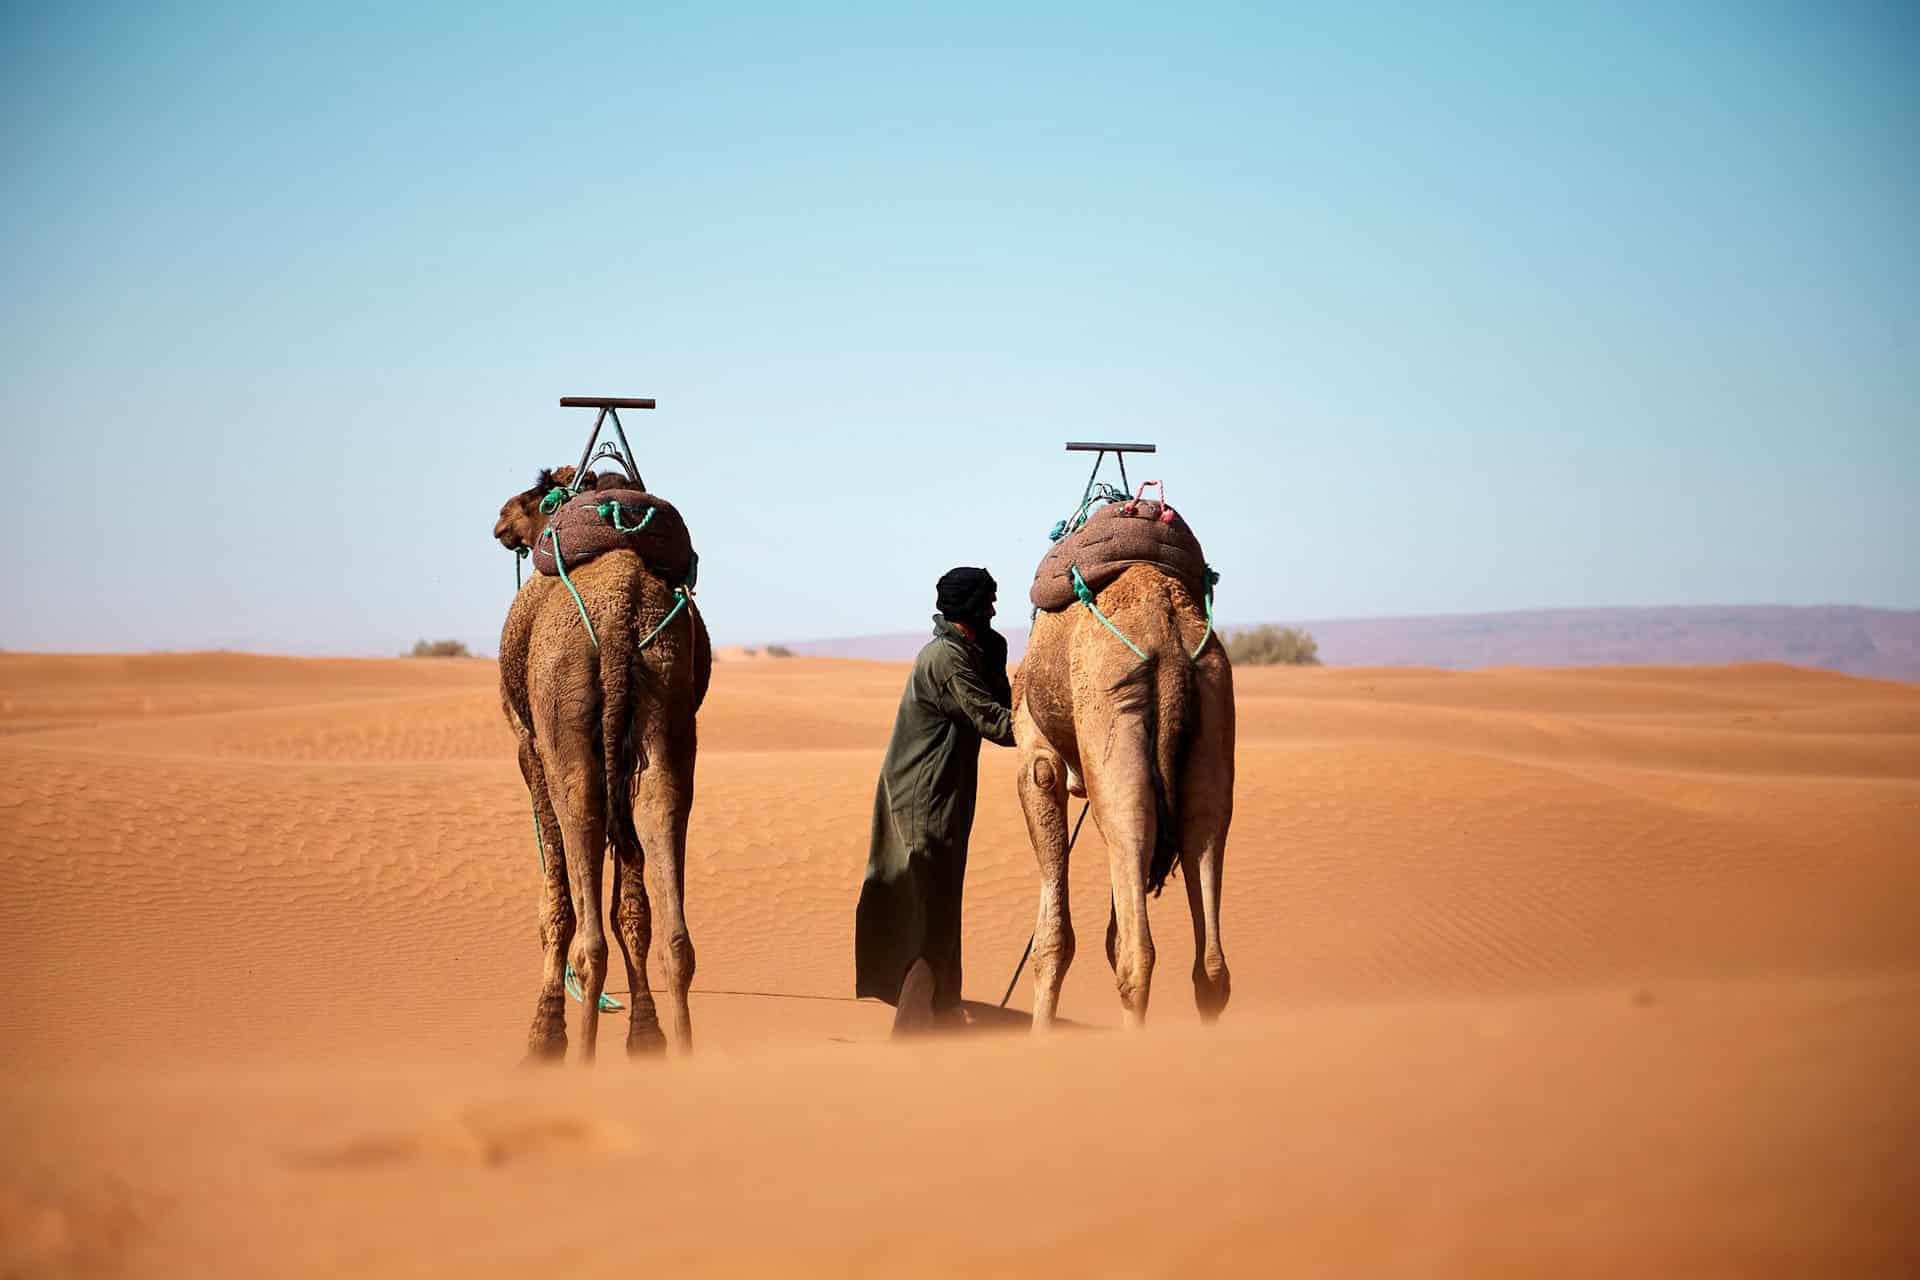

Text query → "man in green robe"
[855,566,1016,1031]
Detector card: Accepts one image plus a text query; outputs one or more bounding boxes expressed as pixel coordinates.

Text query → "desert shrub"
[1225,625,1320,666]
[742,647,758,657]
[409,638,471,658]
[766,644,794,658]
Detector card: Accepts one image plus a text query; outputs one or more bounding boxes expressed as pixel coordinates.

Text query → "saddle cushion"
[531,489,696,584]
[1029,499,1209,612]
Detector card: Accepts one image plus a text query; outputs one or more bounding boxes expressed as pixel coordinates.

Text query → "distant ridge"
[776,605,1920,681]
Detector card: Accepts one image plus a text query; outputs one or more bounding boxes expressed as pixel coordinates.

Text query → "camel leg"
[1181,658,1234,1020]
[1085,704,1158,1029]
[611,846,664,1055]
[1178,771,1232,1022]
[521,739,574,1060]
[1015,708,1074,1031]
[1178,816,1230,1021]
[634,738,696,1055]
[547,734,610,1062]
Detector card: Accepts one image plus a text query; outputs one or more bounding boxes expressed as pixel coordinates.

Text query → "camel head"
[495,466,635,553]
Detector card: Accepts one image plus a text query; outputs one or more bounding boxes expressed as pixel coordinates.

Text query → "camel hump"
[531,489,697,585]
[1030,500,1209,612]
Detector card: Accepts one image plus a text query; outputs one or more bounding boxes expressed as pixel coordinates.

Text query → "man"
[855,566,1016,1033]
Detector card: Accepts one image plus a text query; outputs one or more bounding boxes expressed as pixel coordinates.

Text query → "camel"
[493,466,712,1060]
[1012,563,1234,1029]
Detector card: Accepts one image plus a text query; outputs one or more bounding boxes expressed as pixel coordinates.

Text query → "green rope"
[527,792,622,1012]
[597,501,655,534]
[1071,564,1149,662]
[542,527,599,650]
[1071,563,1223,666]
[639,587,691,651]
[565,968,620,1009]
[538,486,571,515]
[1050,482,1130,542]
[514,547,528,590]
[1191,565,1220,661]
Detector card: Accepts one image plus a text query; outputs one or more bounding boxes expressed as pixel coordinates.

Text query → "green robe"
[855,615,1015,1008]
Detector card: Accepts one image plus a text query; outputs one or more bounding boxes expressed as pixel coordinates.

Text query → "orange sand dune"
[2,653,1917,1276]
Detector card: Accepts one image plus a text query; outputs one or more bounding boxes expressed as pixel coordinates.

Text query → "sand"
[2,653,1916,1275]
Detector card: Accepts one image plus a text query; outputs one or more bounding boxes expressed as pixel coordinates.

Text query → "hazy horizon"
[11,601,1913,672]
[4,3,1914,654]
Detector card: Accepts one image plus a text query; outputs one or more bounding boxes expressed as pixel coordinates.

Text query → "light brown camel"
[1012,564,1234,1029]
[494,467,712,1060]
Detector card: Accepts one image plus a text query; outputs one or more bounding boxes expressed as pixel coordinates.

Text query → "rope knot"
[1069,564,1096,606]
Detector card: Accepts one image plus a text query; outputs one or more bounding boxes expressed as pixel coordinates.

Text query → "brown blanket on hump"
[1029,499,1209,611]
[532,489,696,584]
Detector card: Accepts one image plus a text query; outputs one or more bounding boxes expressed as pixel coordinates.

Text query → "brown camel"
[1012,564,1234,1029]
[493,466,712,1060]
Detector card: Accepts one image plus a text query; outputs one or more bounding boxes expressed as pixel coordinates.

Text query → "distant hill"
[776,605,1920,681]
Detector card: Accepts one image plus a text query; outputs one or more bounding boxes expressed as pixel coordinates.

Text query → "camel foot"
[891,960,936,1039]
[627,1019,667,1057]
[522,1029,567,1065]
[526,997,568,1062]
[1194,970,1231,1022]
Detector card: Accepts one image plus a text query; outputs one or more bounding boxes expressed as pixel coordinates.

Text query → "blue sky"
[2,1,1914,653]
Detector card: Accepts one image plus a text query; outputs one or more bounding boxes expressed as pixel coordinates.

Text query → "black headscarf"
[935,566,997,625]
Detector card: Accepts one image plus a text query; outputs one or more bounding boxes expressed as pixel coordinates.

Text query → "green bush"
[1225,625,1320,666]
[408,638,472,658]
[766,644,794,658]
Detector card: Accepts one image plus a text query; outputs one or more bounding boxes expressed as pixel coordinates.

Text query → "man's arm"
[977,627,1013,705]
[945,660,1015,747]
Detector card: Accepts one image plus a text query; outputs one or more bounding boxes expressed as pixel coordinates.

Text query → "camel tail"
[1146,609,1194,897]
[599,564,645,869]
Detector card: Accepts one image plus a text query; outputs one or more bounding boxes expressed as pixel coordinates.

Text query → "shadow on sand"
[934,1000,1101,1037]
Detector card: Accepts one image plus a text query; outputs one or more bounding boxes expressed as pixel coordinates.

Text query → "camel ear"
[531,468,557,495]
